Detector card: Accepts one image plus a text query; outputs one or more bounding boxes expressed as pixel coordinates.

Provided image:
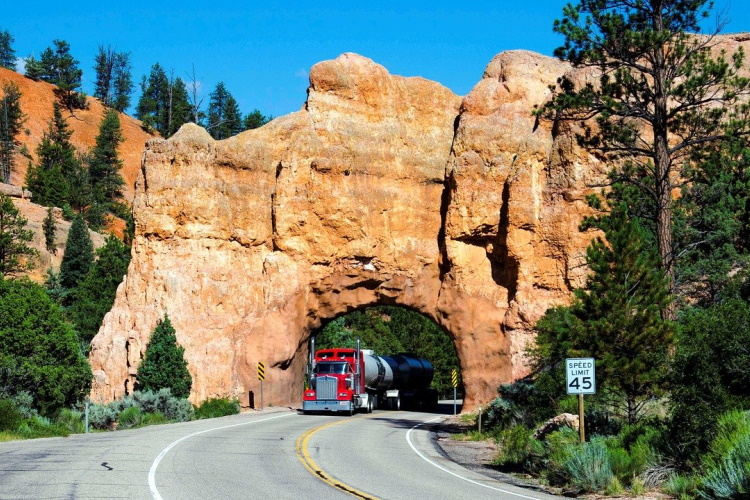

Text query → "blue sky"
[4,1,749,120]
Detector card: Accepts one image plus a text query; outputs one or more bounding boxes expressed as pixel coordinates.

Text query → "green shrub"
[140,413,168,426]
[88,403,118,429]
[117,406,143,429]
[543,427,580,485]
[493,425,535,468]
[605,476,623,495]
[664,474,700,500]
[699,411,750,499]
[0,399,23,431]
[194,398,241,420]
[56,408,84,433]
[135,315,192,399]
[565,438,614,493]
[631,476,646,496]
[16,416,70,438]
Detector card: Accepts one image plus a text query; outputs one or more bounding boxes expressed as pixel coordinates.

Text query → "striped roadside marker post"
[451,369,458,415]
[258,362,265,410]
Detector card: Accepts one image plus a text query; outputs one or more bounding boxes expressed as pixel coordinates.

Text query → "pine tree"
[69,233,130,345]
[165,76,191,137]
[25,102,79,207]
[112,52,133,112]
[540,0,750,318]
[25,40,85,109]
[207,82,242,139]
[135,315,192,398]
[93,46,133,112]
[89,109,124,207]
[243,109,271,130]
[532,205,674,424]
[0,193,37,278]
[0,81,25,183]
[59,214,93,290]
[43,207,56,254]
[0,28,16,70]
[136,63,169,135]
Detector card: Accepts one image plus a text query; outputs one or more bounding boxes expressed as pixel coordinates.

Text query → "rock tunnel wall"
[89,51,609,410]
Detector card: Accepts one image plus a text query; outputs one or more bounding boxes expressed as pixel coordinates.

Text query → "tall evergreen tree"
[136,64,191,137]
[165,76,191,137]
[540,0,750,318]
[25,102,79,207]
[89,109,124,207]
[25,40,85,109]
[135,315,192,398]
[69,233,130,345]
[0,82,25,183]
[0,193,36,278]
[0,28,16,70]
[93,46,133,112]
[43,207,56,254]
[59,214,93,290]
[532,205,674,424]
[207,82,242,140]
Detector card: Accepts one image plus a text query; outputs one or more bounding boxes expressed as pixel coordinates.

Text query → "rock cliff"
[89,35,746,409]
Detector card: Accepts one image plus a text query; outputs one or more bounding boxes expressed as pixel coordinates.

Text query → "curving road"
[0,406,560,500]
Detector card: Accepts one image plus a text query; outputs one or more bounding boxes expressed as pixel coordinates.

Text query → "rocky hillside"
[0,67,155,280]
[0,66,154,199]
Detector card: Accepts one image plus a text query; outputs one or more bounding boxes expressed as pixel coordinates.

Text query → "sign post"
[566,357,595,443]
[258,361,265,410]
[451,369,458,415]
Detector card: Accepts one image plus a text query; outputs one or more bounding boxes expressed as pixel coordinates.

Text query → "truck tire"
[367,398,373,413]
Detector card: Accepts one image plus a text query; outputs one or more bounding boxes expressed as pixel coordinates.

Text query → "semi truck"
[302,338,438,415]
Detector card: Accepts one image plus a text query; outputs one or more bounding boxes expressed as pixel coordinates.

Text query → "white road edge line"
[405,416,543,500]
[149,412,296,500]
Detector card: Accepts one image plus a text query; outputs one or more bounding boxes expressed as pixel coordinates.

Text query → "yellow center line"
[295,413,383,500]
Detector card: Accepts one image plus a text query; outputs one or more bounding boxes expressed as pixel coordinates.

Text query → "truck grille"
[316,376,338,400]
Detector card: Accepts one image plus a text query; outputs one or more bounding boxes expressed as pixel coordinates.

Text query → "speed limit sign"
[566,358,596,395]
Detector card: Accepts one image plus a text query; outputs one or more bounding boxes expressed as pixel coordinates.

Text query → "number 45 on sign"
[566,358,596,395]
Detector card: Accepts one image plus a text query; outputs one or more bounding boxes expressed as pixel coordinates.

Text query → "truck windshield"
[314,362,348,374]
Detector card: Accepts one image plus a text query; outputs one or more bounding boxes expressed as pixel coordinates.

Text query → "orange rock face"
[86,51,609,409]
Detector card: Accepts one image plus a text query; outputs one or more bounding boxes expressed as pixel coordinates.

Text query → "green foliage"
[0,398,23,431]
[0,81,25,183]
[0,28,16,69]
[675,134,750,302]
[25,40,85,109]
[207,82,242,139]
[565,438,614,493]
[69,234,130,345]
[670,299,750,463]
[93,46,133,111]
[494,425,540,469]
[0,277,92,416]
[88,109,124,207]
[697,410,750,499]
[56,408,84,433]
[135,316,192,398]
[89,389,194,430]
[531,205,673,424]
[0,193,37,277]
[542,0,750,306]
[243,109,271,130]
[25,102,84,209]
[59,214,93,291]
[194,397,241,419]
[316,306,460,396]
[664,474,701,500]
[136,63,191,137]
[43,207,56,254]
[116,406,143,429]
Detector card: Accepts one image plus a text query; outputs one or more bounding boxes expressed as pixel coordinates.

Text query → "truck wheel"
[367,398,373,413]
[395,397,401,411]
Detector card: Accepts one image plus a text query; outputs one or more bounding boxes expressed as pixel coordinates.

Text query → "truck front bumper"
[303,400,352,412]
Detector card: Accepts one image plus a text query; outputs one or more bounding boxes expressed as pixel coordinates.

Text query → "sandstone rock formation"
[88,50,604,410]
[90,34,750,410]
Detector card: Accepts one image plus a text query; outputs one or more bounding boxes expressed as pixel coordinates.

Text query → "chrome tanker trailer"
[302,339,438,415]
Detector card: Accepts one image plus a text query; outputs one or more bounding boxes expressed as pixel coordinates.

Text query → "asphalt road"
[0,406,561,500]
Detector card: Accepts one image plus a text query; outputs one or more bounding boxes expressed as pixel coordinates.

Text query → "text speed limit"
[566,358,596,395]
